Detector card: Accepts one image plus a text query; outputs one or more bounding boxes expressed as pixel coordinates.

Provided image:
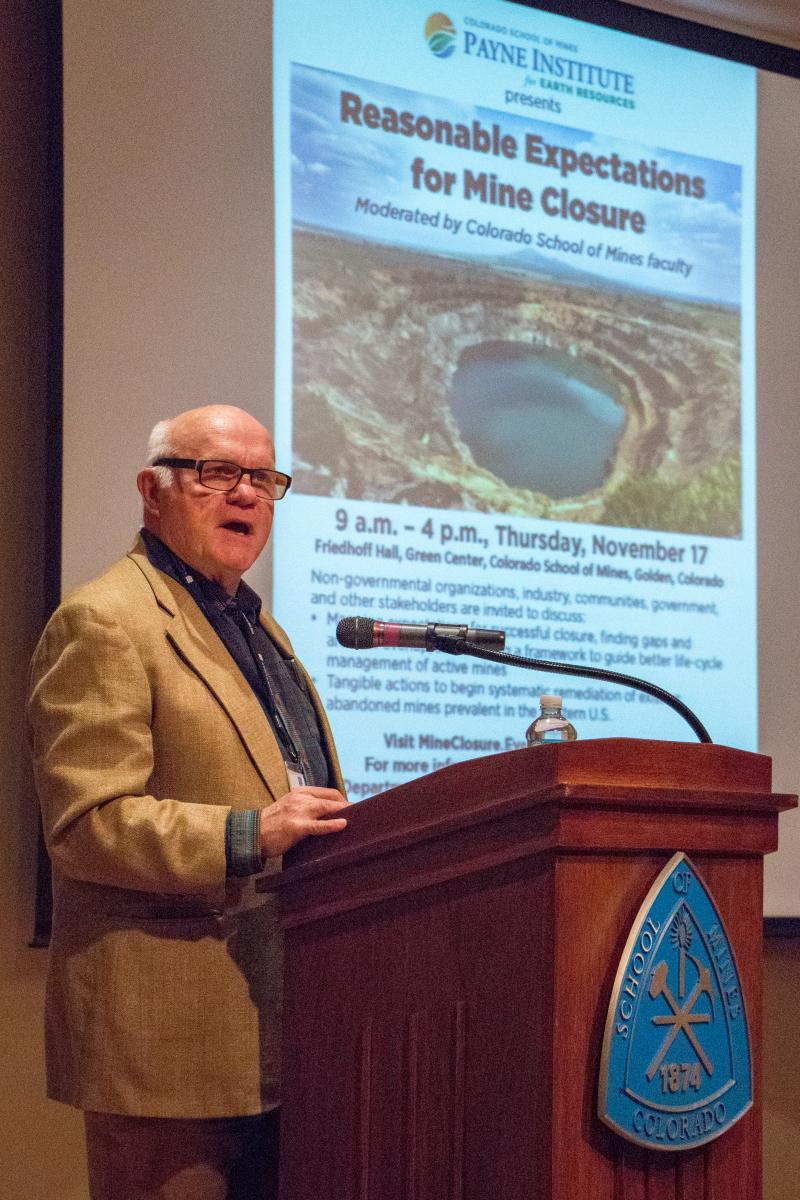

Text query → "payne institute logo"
[425,12,457,58]
[599,853,752,1150]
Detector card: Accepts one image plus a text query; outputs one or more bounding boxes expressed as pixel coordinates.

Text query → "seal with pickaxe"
[646,958,715,1081]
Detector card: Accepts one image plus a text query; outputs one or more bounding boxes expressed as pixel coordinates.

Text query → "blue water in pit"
[450,342,625,499]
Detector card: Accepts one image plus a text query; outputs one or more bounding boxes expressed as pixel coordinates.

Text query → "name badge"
[285,761,307,790]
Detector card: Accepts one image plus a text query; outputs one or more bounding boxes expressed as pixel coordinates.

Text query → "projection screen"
[61,0,800,915]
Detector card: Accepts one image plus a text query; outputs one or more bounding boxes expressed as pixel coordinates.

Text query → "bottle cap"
[540,694,562,707]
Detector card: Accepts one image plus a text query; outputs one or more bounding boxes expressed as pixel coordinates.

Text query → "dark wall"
[0,3,86,1196]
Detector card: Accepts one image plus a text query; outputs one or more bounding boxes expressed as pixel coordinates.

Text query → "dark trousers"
[84,1109,280,1200]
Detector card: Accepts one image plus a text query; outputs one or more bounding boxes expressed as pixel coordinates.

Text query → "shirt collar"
[140,528,262,622]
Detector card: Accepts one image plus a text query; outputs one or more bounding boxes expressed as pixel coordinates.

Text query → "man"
[27,405,349,1199]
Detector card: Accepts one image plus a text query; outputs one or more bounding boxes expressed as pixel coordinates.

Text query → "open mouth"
[220,520,253,536]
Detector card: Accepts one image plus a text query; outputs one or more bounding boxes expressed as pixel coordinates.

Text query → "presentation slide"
[272,0,757,800]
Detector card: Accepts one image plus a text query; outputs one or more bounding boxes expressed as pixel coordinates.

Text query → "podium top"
[277,738,789,876]
[268,740,796,925]
[446,737,773,793]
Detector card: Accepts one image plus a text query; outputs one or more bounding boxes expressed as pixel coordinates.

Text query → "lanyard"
[234,608,304,768]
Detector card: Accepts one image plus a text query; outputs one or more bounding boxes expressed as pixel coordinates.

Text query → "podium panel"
[273,740,796,1200]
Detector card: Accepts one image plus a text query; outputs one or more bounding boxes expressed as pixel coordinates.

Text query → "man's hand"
[259,786,350,858]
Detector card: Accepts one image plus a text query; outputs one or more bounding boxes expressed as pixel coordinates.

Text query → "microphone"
[336,615,710,741]
[336,616,506,652]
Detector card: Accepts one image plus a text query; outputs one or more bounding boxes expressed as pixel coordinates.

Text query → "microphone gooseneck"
[335,615,712,744]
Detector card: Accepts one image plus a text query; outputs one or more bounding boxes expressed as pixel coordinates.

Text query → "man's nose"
[227,473,259,502]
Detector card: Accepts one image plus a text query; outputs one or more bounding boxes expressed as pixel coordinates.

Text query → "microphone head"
[336,616,375,650]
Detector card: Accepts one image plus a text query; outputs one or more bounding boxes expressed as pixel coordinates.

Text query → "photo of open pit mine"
[291,228,742,537]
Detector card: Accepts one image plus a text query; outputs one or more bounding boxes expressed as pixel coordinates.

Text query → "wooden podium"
[275,739,795,1200]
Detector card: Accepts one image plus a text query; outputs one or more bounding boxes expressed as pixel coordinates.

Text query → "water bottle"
[526,695,577,746]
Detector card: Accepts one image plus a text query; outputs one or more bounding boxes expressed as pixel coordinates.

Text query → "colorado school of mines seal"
[598,852,752,1150]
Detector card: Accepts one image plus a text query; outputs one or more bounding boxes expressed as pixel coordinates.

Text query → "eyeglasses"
[153,458,292,501]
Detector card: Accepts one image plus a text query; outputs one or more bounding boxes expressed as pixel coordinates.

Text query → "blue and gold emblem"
[599,853,752,1149]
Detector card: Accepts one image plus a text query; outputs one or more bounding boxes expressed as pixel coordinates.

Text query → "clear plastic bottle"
[526,694,578,746]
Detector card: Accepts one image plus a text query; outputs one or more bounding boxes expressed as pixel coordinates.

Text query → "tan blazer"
[27,537,342,1118]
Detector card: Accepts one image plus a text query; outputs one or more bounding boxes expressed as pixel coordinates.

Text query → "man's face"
[138,406,277,594]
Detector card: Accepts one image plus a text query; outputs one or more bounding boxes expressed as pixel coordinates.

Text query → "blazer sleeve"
[27,598,229,897]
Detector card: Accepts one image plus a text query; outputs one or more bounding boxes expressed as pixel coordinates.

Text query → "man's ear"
[137,468,162,519]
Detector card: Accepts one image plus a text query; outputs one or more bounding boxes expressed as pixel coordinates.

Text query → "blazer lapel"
[128,543,289,800]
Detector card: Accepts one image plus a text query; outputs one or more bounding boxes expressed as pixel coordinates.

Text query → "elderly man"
[27,405,348,1200]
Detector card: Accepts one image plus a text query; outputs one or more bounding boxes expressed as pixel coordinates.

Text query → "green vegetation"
[600,453,741,537]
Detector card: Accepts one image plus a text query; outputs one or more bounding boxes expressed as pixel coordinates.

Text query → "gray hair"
[145,418,177,486]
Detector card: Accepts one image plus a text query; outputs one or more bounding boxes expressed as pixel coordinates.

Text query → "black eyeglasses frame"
[152,458,292,500]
